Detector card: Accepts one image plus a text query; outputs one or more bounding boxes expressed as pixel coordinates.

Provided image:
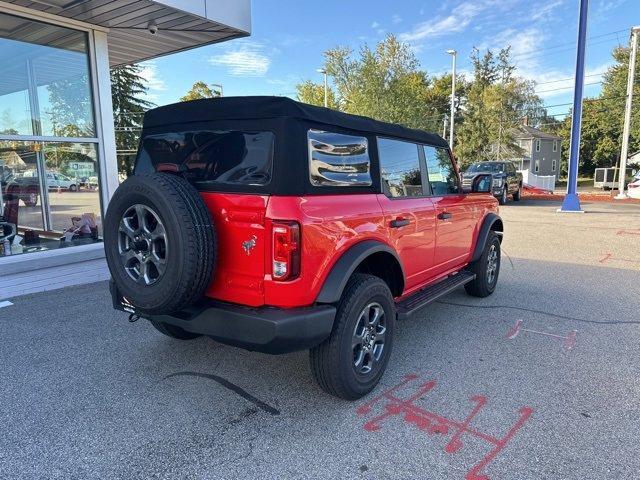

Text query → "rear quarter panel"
[264,194,388,308]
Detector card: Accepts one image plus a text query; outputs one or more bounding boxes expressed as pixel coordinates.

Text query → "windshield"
[466,162,504,173]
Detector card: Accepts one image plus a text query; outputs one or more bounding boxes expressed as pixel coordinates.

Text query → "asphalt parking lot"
[1,199,639,480]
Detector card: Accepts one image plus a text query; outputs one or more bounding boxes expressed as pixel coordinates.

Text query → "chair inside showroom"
[0,192,19,241]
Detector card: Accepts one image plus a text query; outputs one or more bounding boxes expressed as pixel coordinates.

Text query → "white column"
[91,30,119,204]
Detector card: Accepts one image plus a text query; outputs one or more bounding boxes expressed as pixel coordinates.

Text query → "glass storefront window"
[0,12,96,138]
[1,140,101,255]
[0,12,102,258]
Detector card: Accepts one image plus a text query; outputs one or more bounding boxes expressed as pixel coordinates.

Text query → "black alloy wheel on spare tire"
[104,172,216,316]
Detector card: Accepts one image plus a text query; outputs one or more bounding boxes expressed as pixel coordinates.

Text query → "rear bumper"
[110,281,335,354]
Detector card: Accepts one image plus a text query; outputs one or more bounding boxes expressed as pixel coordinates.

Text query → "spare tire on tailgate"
[104,173,216,315]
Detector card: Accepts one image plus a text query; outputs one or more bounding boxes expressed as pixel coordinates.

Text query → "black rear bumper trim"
[110,281,335,354]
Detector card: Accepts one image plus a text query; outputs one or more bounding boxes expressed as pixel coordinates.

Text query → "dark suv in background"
[463,161,523,204]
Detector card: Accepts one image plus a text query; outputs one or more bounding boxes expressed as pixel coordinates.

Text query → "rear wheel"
[150,321,200,340]
[310,274,395,400]
[513,184,521,201]
[464,232,501,298]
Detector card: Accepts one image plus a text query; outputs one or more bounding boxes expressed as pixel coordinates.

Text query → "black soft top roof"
[143,96,448,148]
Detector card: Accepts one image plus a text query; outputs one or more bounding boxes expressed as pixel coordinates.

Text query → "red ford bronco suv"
[105,97,502,400]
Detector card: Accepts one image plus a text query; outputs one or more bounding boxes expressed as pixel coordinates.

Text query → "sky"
[140,0,638,123]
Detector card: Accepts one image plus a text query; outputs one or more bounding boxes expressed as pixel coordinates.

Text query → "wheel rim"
[29,193,37,204]
[352,302,386,375]
[118,204,168,286]
[486,243,499,285]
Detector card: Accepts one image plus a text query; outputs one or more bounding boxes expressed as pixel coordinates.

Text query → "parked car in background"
[105,96,503,400]
[627,171,640,199]
[20,171,78,191]
[462,161,523,205]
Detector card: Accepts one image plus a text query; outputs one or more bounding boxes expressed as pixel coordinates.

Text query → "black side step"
[396,271,476,320]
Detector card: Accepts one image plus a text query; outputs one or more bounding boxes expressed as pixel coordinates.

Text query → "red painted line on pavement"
[599,253,613,263]
[616,229,640,236]
[357,375,533,480]
[506,319,578,351]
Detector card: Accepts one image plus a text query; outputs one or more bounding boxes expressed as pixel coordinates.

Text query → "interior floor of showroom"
[0,199,638,480]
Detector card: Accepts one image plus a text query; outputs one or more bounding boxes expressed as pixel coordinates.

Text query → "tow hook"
[128,313,141,323]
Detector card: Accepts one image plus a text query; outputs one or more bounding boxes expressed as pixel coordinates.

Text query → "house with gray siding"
[512,124,562,177]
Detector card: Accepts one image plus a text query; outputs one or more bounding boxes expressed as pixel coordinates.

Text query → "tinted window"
[308,130,371,186]
[139,130,273,187]
[423,145,460,195]
[378,138,423,198]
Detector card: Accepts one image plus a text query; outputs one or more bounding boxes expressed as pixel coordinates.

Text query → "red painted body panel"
[199,191,497,309]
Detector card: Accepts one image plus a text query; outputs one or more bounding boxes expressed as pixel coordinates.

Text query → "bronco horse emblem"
[242,235,257,255]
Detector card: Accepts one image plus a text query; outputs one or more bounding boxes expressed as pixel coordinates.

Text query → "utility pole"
[446,50,457,150]
[442,114,448,139]
[615,26,639,199]
[559,0,589,213]
[317,68,328,108]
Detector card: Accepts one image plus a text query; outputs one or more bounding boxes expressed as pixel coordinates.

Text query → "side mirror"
[471,173,492,193]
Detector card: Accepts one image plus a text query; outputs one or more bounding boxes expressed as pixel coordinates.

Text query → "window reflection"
[378,137,423,198]
[1,141,101,256]
[308,130,371,186]
[423,145,460,195]
[0,12,95,138]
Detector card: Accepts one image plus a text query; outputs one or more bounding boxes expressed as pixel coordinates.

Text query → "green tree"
[296,80,339,109]
[180,81,222,101]
[553,45,640,176]
[297,35,460,132]
[110,64,154,176]
[455,48,542,168]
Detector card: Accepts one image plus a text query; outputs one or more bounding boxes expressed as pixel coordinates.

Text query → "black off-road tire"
[310,274,395,400]
[104,173,216,315]
[513,184,522,201]
[150,321,200,340]
[464,232,501,298]
[498,186,508,205]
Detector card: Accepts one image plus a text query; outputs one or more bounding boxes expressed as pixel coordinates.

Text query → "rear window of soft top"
[138,129,274,187]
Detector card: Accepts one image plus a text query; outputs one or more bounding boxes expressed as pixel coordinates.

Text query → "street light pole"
[559,0,589,213]
[317,68,328,107]
[446,50,457,150]
[615,26,639,199]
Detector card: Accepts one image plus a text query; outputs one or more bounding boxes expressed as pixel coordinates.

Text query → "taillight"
[272,221,300,281]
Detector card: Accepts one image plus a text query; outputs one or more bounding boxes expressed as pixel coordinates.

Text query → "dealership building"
[0,0,250,297]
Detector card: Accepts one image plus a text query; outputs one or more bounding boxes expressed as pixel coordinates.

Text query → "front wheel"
[498,186,508,205]
[464,232,501,298]
[310,274,395,400]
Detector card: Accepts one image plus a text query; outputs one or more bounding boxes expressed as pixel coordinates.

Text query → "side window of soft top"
[308,129,372,187]
[422,145,460,195]
[377,137,424,198]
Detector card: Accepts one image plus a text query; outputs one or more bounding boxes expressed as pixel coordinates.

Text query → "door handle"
[390,218,410,228]
[437,212,453,220]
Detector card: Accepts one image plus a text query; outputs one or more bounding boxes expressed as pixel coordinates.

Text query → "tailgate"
[200,192,269,307]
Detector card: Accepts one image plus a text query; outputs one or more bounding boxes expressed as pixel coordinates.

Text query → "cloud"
[400,1,493,42]
[371,21,380,29]
[208,41,272,77]
[392,14,402,25]
[478,27,541,58]
[532,0,564,21]
[138,62,166,91]
[525,63,612,99]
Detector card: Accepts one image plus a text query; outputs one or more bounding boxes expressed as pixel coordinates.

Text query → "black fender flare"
[315,240,405,304]
[471,213,503,262]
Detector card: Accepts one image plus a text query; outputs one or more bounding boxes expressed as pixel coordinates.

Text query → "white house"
[0,0,251,298]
